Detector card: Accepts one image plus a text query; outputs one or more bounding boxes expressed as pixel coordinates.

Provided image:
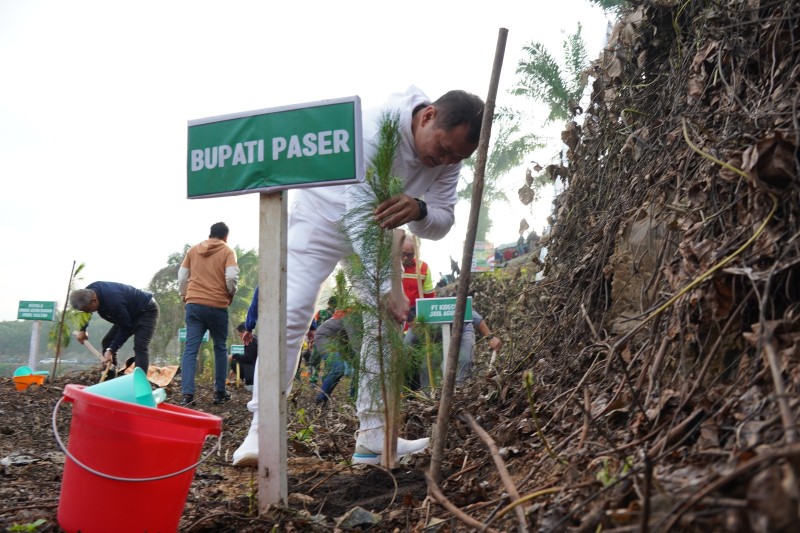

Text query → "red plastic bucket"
[54,384,222,533]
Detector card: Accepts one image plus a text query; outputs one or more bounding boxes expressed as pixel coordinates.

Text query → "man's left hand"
[374,194,419,229]
[383,291,410,323]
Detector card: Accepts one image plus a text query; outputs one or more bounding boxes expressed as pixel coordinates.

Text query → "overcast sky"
[0,0,610,322]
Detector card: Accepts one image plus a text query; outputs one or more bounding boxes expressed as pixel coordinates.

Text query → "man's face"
[414,108,478,168]
[402,241,416,268]
[81,295,100,313]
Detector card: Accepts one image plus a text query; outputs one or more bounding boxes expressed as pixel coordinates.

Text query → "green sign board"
[471,241,496,272]
[17,301,57,321]
[230,345,245,355]
[178,328,209,343]
[187,96,364,198]
[415,297,473,324]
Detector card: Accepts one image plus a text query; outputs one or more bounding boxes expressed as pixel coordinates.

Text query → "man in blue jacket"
[230,322,257,391]
[70,281,159,375]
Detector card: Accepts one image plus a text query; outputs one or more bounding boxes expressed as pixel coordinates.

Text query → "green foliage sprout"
[342,111,415,458]
[512,23,589,123]
[8,519,47,532]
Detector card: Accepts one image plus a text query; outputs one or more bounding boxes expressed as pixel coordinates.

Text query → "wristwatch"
[486,334,496,340]
[414,198,427,221]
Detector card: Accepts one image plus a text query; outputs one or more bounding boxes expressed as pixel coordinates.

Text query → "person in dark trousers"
[450,256,461,278]
[312,309,361,405]
[178,221,240,406]
[70,281,159,376]
[230,322,257,391]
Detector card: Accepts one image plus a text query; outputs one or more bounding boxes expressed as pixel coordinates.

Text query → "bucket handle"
[52,396,221,483]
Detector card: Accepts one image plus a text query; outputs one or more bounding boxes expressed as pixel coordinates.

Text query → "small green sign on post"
[230,345,245,356]
[178,328,209,343]
[187,96,364,198]
[17,301,57,321]
[416,297,473,324]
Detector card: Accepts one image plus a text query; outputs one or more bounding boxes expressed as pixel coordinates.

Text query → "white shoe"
[232,427,258,468]
[351,430,430,465]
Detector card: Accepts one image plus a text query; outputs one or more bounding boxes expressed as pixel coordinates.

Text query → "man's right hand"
[75,330,88,344]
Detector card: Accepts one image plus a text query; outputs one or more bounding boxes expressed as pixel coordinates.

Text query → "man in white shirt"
[233,86,483,467]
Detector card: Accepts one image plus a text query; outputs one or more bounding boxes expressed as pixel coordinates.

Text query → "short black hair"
[210,222,229,239]
[236,322,247,332]
[432,90,484,144]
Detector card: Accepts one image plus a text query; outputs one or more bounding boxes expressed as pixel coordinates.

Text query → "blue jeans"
[181,303,229,395]
[316,352,354,403]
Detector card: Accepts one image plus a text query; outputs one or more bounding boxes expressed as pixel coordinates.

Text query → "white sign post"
[28,321,41,370]
[257,193,287,505]
[415,297,473,382]
[18,301,57,370]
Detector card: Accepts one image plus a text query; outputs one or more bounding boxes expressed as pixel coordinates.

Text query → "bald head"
[402,235,417,268]
[402,237,415,255]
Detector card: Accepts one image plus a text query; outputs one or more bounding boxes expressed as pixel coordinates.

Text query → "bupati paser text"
[271,130,350,160]
[191,140,264,171]
[190,129,351,171]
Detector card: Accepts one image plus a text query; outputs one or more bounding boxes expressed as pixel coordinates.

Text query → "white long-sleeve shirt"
[296,85,460,241]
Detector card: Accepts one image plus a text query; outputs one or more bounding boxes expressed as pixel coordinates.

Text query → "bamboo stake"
[51,260,76,381]
[424,470,501,533]
[464,413,528,532]
[413,236,436,392]
[430,26,507,485]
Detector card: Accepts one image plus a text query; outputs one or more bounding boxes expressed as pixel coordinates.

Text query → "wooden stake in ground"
[257,191,288,510]
[411,236,436,391]
[51,260,77,381]
[429,27,507,484]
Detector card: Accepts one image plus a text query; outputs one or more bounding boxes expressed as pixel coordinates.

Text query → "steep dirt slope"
[450,0,799,530]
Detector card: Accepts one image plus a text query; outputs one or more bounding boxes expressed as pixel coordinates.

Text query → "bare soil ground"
[0,368,445,532]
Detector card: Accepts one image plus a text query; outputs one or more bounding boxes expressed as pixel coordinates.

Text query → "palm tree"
[460,107,543,241]
[588,0,628,13]
[512,23,589,123]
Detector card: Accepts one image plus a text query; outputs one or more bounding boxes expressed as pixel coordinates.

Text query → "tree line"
[0,245,259,375]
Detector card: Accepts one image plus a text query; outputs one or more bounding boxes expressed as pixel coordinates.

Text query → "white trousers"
[247,196,388,431]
